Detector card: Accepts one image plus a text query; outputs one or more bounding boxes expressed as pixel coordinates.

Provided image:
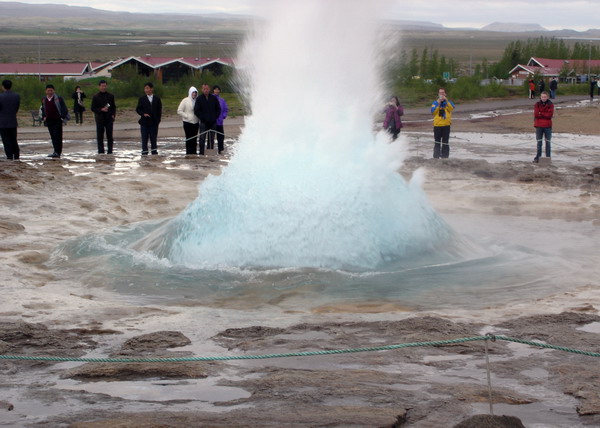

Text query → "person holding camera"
[71,85,86,125]
[91,80,116,154]
[430,88,455,159]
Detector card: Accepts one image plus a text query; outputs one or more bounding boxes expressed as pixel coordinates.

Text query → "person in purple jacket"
[212,85,229,154]
[383,96,403,141]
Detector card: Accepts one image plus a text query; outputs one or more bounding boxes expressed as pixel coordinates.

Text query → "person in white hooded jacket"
[177,86,200,154]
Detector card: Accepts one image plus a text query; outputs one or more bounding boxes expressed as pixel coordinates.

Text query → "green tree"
[408,48,419,79]
[428,49,439,79]
[419,48,428,78]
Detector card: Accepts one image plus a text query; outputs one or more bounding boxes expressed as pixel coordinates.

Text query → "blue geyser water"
[133,0,453,271]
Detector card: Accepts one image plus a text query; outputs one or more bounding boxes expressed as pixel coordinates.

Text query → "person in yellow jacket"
[431,88,455,158]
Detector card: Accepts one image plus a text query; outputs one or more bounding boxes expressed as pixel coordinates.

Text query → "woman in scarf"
[71,86,86,125]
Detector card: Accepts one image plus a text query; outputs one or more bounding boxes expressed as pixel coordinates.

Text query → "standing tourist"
[71,85,86,125]
[177,86,200,155]
[91,80,116,154]
[590,78,597,103]
[212,85,229,154]
[136,82,162,156]
[383,95,404,141]
[533,91,554,163]
[40,84,69,158]
[431,88,455,159]
[0,79,20,160]
[549,77,558,100]
[194,83,221,156]
[528,79,536,99]
[537,78,545,95]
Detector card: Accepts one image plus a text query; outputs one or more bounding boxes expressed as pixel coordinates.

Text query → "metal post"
[484,337,494,415]
[38,26,41,81]
[589,40,592,82]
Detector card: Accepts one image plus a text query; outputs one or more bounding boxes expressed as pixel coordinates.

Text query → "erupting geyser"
[140,0,452,270]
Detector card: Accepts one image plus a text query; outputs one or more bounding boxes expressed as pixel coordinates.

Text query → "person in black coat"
[40,84,69,158]
[0,79,20,160]
[194,83,221,155]
[91,80,116,154]
[135,82,162,155]
[537,79,545,94]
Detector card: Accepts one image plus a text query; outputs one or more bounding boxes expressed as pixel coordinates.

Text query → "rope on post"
[484,333,496,415]
[184,129,232,142]
[0,335,598,363]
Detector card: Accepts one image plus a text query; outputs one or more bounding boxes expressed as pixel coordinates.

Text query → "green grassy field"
[0,28,243,63]
[0,19,551,65]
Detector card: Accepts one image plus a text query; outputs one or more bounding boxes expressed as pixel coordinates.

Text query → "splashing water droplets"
[147,0,452,270]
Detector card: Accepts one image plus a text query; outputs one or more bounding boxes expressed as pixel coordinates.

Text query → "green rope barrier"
[0,336,486,363]
[0,335,598,363]
[492,335,600,358]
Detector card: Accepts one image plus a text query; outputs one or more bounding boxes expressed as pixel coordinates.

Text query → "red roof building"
[109,56,235,83]
[0,63,92,80]
[509,57,600,83]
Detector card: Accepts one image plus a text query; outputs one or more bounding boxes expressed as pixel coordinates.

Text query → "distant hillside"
[0,1,249,30]
[482,22,548,32]
[1,2,598,34]
[389,20,446,31]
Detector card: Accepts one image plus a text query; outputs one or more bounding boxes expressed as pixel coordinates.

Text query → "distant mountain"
[481,22,548,32]
[0,1,248,29]
[0,2,597,34]
[390,20,446,30]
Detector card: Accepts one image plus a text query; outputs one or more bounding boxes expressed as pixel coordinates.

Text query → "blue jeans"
[535,127,552,159]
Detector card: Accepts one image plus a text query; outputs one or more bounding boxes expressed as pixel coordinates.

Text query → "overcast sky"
[5,0,599,32]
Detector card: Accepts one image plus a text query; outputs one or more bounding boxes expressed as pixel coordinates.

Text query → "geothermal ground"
[0,96,599,427]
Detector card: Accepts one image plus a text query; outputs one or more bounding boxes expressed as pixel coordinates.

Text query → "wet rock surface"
[62,331,218,382]
[0,321,100,360]
[453,414,526,428]
[0,314,597,427]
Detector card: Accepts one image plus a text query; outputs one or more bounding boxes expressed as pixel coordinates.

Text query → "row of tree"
[493,37,600,79]
[389,37,600,86]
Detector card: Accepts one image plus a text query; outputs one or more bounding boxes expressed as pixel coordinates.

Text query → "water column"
[157,0,451,270]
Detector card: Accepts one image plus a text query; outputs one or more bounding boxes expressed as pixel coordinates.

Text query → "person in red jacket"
[528,79,536,99]
[533,91,554,163]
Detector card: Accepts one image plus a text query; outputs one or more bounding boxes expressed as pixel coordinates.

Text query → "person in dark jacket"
[590,78,597,102]
[40,84,69,158]
[71,85,86,125]
[91,80,116,154]
[194,83,221,155]
[135,82,162,155]
[549,78,558,99]
[0,79,20,160]
[537,79,545,95]
[533,91,554,163]
[383,95,404,141]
